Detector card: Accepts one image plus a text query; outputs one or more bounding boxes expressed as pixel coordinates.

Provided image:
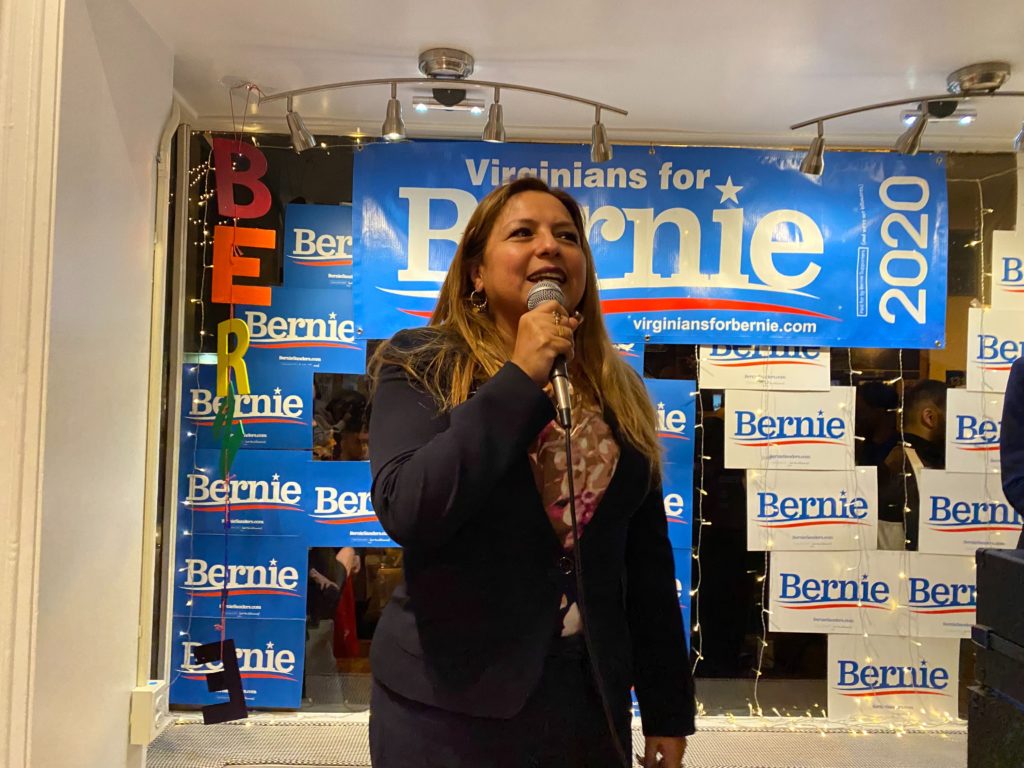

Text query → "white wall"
[31,0,173,765]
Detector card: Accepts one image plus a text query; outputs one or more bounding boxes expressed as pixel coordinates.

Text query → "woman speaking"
[367,178,695,767]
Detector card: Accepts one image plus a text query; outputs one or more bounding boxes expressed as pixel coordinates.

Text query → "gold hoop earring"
[469,289,488,313]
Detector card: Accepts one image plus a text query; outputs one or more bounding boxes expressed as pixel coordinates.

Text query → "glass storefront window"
[158,130,1017,721]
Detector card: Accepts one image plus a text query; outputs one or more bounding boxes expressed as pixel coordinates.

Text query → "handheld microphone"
[526,280,572,429]
[525,280,627,767]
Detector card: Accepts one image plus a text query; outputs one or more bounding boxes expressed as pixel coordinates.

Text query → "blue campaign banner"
[283,203,353,289]
[178,449,311,536]
[304,460,397,547]
[353,142,947,348]
[644,378,697,468]
[613,341,644,375]
[169,616,305,709]
[236,286,366,373]
[645,378,695,549]
[173,533,307,620]
[662,462,693,550]
[180,363,313,451]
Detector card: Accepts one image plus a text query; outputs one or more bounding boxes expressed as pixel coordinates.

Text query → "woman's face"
[472,191,587,334]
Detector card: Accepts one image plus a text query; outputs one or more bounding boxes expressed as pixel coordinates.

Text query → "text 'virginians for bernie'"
[464,158,715,191]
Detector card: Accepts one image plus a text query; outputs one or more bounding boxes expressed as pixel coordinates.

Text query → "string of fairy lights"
[171,147,216,687]
[748,364,773,718]
[689,364,707,681]
[974,170,1009,484]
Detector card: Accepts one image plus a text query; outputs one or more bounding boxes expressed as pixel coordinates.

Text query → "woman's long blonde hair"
[370,177,661,478]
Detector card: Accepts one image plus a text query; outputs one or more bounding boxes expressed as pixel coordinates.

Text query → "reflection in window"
[303,547,403,711]
[313,373,370,462]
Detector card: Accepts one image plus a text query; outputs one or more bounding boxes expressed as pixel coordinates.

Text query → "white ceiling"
[131,0,1024,151]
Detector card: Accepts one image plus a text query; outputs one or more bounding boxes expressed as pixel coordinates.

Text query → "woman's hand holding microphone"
[510,299,580,388]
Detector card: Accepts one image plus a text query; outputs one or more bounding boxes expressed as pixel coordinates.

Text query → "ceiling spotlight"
[285,97,316,153]
[1014,121,1024,152]
[381,82,406,141]
[258,49,628,148]
[800,123,825,176]
[791,63,1024,155]
[482,88,505,143]
[591,108,612,163]
[895,105,929,154]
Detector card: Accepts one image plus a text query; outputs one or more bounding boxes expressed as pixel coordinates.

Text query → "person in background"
[367,178,693,767]
[305,547,361,676]
[999,357,1024,548]
[313,379,337,461]
[855,380,899,466]
[329,391,370,461]
[877,379,947,550]
[313,428,336,461]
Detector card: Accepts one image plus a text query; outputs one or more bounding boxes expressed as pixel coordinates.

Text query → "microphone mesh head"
[526,280,566,310]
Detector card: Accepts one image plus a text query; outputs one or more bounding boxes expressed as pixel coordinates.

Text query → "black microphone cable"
[563,417,631,768]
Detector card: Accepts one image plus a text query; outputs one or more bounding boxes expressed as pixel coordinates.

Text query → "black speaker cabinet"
[970,549,1024,768]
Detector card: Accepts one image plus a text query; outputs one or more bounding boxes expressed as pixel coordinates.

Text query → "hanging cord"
[690,374,707,678]
[563,427,631,768]
[215,83,259,654]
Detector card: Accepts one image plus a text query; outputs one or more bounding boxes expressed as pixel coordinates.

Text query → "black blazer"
[368,329,696,737]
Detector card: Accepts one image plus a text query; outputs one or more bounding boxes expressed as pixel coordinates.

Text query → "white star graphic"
[266,641,275,650]
[657,401,665,410]
[274,387,282,395]
[715,176,743,204]
[272,473,280,481]
[270,558,278,566]
[328,312,337,320]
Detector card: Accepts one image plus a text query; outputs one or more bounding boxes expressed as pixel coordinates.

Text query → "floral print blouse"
[528,402,620,636]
